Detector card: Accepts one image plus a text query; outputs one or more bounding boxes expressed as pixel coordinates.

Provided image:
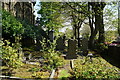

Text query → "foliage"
[105,31,117,43]
[38,2,64,34]
[40,39,64,70]
[28,67,40,72]
[2,10,24,37]
[2,10,45,41]
[1,64,50,78]
[32,71,50,79]
[65,28,73,39]
[104,3,118,31]
[21,20,44,39]
[58,69,71,78]
[94,43,108,52]
[71,56,120,79]
[1,40,23,69]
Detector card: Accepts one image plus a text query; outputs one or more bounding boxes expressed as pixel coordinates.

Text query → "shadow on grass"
[100,50,120,69]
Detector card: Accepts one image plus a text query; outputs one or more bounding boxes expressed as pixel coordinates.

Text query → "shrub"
[1,40,23,69]
[2,10,24,37]
[95,43,108,52]
[40,39,64,71]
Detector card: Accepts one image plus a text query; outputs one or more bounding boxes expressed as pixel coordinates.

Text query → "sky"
[34,0,41,20]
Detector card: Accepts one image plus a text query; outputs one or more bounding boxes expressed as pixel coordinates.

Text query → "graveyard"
[1,1,120,80]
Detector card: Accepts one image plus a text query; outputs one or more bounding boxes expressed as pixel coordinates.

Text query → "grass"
[1,53,120,79]
[72,56,120,79]
[58,69,71,78]
[1,64,50,79]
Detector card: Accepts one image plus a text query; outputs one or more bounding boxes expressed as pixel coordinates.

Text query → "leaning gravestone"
[81,38,88,56]
[56,37,65,50]
[66,39,77,59]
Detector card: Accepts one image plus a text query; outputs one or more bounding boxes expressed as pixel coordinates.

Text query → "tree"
[88,2,106,50]
[61,2,88,47]
[118,1,120,35]
[2,10,24,43]
[38,2,64,36]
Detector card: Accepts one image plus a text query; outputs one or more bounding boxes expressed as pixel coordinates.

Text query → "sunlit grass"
[72,56,120,79]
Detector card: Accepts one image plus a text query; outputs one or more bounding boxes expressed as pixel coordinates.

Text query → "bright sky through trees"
[34,1,118,32]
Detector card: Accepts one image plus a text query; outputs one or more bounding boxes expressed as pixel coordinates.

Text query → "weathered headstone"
[49,30,54,42]
[56,37,65,50]
[22,37,35,47]
[24,52,32,61]
[18,47,24,60]
[81,38,88,56]
[66,39,77,59]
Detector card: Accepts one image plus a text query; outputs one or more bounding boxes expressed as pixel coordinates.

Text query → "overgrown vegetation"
[2,10,24,38]
[0,40,23,75]
[71,56,120,79]
[1,40,23,68]
[1,2,120,79]
[40,39,64,71]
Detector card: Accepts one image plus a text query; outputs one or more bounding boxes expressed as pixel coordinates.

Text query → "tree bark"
[88,2,106,50]
[98,2,106,43]
[118,1,120,36]
[77,27,80,47]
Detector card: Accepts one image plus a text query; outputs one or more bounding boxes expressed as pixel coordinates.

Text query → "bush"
[2,10,24,37]
[95,43,108,52]
[40,39,64,70]
[1,40,23,68]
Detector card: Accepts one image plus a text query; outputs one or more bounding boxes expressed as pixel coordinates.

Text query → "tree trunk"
[77,27,80,47]
[118,1,120,36]
[98,11,105,43]
[73,25,77,39]
[88,2,98,50]
[98,2,106,43]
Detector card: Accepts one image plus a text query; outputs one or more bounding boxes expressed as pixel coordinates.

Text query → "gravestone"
[18,47,24,60]
[21,37,35,47]
[81,38,88,56]
[49,30,54,42]
[24,52,32,61]
[56,37,65,50]
[66,39,77,59]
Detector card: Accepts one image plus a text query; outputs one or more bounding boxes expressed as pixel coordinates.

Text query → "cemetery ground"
[1,49,120,79]
[2,2,120,79]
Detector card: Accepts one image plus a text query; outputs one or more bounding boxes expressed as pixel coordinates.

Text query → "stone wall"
[2,1,35,25]
[108,46,120,61]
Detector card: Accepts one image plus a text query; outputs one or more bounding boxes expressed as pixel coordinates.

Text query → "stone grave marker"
[49,30,54,42]
[66,39,77,59]
[56,37,65,50]
[81,38,88,56]
[18,47,24,61]
[24,52,32,61]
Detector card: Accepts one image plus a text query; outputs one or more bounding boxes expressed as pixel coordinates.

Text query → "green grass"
[1,64,50,79]
[58,69,71,78]
[72,56,120,79]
